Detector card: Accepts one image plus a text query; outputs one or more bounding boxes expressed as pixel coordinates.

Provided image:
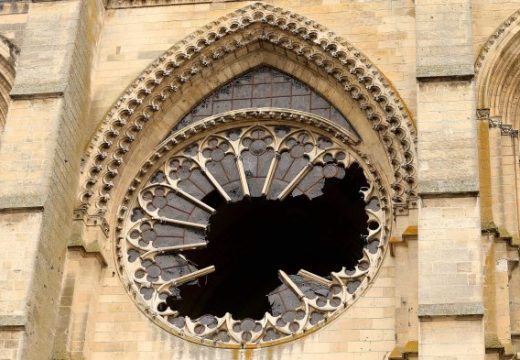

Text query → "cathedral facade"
[0,0,519,359]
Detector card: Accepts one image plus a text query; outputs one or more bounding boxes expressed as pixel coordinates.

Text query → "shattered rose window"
[118,68,387,347]
[172,161,369,320]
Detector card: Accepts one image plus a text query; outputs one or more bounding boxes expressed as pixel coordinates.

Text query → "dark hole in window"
[166,163,369,320]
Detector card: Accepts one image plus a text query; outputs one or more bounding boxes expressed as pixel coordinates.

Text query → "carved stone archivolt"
[78,2,417,224]
[475,8,520,76]
[476,8,520,129]
[0,33,17,130]
[117,109,390,347]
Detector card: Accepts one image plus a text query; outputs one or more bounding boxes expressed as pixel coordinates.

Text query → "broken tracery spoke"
[297,269,333,287]
[121,120,388,347]
[140,242,207,260]
[158,265,216,290]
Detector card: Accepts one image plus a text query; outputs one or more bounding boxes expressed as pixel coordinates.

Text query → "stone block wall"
[83,258,396,360]
[0,0,519,359]
[0,0,104,359]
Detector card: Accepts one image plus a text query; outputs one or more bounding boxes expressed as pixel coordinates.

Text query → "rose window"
[117,108,389,347]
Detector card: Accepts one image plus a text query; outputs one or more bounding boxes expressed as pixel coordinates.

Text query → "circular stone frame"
[115,109,391,348]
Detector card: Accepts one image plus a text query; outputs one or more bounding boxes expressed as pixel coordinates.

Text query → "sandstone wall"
[0,1,519,359]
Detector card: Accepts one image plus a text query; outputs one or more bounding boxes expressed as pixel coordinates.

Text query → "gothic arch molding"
[476,7,520,127]
[108,50,396,222]
[0,33,17,130]
[78,1,417,222]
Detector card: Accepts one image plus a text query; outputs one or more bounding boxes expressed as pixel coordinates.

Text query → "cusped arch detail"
[116,108,391,347]
[78,1,417,220]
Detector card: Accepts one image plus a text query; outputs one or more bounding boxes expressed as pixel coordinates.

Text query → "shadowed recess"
[166,163,369,320]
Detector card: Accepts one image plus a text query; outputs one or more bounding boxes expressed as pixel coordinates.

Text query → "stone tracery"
[69,1,418,349]
[118,110,390,347]
[78,2,417,224]
[172,66,357,135]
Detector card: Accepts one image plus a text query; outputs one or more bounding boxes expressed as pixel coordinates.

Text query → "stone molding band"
[0,315,26,330]
[418,303,485,319]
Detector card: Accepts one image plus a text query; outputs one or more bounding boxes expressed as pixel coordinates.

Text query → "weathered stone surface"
[10,1,80,98]
[0,315,26,328]
[0,1,518,359]
[415,0,474,79]
[418,303,485,318]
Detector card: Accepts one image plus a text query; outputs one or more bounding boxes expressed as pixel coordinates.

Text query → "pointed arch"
[476,7,520,127]
[171,65,359,137]
[78,2,416,220]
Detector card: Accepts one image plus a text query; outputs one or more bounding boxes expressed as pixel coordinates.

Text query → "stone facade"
[0,1,518,359]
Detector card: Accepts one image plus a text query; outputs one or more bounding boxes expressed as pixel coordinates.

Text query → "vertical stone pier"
[416,0,485,359]
[0,1,101,359]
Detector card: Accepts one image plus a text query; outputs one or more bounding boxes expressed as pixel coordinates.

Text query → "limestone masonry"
[0,0,519,359]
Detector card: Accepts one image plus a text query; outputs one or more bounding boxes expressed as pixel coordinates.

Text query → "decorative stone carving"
[477,110,519,137]
[78,2,417,220]
[117,109,390,347]
[0,34,17,130]
[475,9,520,75]
[475,9,520,131]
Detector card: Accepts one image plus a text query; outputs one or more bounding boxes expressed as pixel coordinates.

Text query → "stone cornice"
[105,0,240,9]
[418,302,484,319]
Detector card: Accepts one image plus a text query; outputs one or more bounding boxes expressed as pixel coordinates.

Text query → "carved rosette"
[116,109,390,347]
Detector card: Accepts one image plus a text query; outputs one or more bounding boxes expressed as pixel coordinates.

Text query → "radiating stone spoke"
[236,156,251,197]
[140,242,208,260]
[142,184,216,214]
[174,186,216,214]
[278,270,305,300]
[277,163,313,200]
[297,269,333,287]
[157,265,216,292]
[154,216,207,230]
[261,153,280,196]
[202,167,232,202]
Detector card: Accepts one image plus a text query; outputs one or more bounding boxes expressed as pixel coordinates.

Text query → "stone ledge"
[419,190,479,199]
[389,226,418,257]
[10,91,64,100]
[389,341,418,360]
[10,83,65,100]
[68,245,108,267]
[0,193,46,211]
[416,64,474,80]
[418,303,484,318]
[418,179,479,196]
[0,315,26,330]
[481,223,520,247]
[402,225,418,240]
